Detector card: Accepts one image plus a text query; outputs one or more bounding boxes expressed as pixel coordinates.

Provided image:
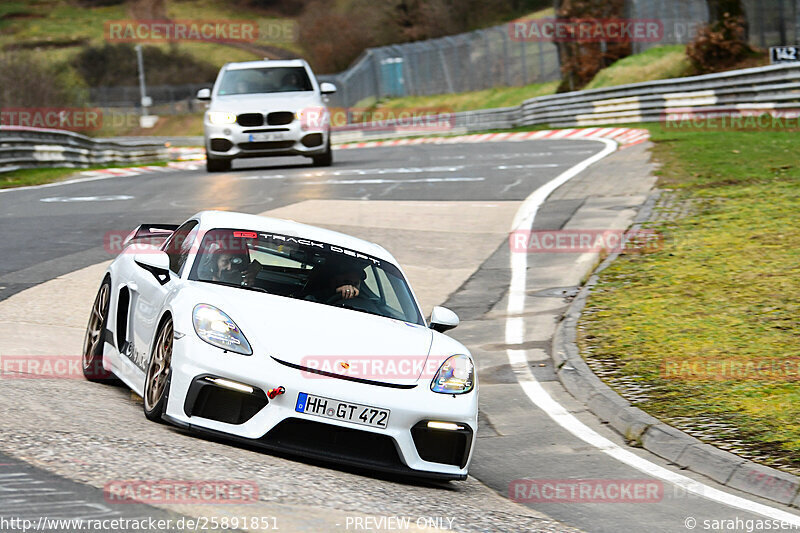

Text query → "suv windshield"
[217,67,313,95]
[188,228,424,325]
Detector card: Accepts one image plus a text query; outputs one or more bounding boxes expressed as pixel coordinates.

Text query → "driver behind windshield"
[330,264,365,300]
[199,242,260,287]
[302,261,366,302]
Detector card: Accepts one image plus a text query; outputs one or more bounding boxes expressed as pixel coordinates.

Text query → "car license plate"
[249,132,288,142]
[295,392,390,429]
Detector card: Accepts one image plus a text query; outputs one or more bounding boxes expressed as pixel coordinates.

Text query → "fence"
[89,83,210,113]
[628,0,800,53]
[318,26,561,108]
[331,62,800,143]
[0,127,168,173]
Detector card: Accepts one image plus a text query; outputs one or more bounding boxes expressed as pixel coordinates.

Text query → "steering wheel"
[325,292,347,305]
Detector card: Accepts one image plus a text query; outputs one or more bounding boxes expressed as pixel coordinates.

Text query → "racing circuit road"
[1,139,799,533]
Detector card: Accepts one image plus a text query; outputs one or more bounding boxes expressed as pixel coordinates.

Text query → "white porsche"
[83,211,477,480]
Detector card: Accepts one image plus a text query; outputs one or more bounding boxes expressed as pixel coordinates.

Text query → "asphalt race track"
[1,139,799,532]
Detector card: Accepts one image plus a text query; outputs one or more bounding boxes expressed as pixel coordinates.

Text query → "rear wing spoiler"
[122,223,180,248]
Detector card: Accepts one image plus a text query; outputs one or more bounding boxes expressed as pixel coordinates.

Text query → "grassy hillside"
[0,0,298,72]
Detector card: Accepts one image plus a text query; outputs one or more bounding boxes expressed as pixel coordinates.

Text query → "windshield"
[188,228,424,325]
[217,67,313,95]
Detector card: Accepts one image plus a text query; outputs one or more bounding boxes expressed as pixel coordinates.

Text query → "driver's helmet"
[197,237,250,283]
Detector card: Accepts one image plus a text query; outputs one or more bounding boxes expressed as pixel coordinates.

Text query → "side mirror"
[135,251,170,285]
[429,306,459,333]
[319,82,337,95]
[196,88,212,101]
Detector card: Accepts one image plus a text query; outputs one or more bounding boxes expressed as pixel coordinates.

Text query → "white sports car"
[83,211,477,480]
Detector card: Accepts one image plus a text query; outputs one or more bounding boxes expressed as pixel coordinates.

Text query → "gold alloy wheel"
[83,282,109,370]
[144,320,173,412]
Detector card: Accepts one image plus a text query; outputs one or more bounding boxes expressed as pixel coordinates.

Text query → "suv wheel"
[206,154,232,172]
[312,139,333,167]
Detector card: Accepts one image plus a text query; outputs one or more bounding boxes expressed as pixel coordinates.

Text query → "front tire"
[206,153,232,172]
[312,138,332,167]
[143,317,173,423]
[82,276,115,382]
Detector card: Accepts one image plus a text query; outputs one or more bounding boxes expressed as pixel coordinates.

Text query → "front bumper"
[165,336,477,480]
[204,119,329,160]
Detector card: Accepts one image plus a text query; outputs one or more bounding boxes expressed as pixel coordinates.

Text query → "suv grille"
[237,113,264,127]
[267,111,294,125]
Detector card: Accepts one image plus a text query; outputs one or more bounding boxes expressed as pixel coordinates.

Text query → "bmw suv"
[197,59,336,172]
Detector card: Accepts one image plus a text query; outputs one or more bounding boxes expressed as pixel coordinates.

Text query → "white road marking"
[496,164,561,170]
[240,175,484,185]
[40,195,134,203]
[240,166,466,180]
[505,138,800,523]
[500,179,522,195]
[316,177,483,185]
[327,166,465,176]
[0,172,146,194]
[239,175,288,180]
[431,152,555,160]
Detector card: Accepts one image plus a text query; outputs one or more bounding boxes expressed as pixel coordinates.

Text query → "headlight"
[431,354,475,394]
[192,304,252,355]
[207,111,237,125]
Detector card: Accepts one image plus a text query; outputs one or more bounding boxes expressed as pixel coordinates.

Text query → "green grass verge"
[1,161,168,189]
[579,125,800,472]
[583,45,692,90]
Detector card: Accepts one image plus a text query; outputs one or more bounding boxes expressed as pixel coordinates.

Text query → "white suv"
[197,59,336,172]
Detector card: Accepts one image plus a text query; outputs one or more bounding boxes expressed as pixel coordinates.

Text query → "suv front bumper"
[204,120,329,160]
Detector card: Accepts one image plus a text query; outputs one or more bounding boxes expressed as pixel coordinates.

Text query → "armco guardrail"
[521,62,800,127]
[335,62,800,142]
[0,127,168,173]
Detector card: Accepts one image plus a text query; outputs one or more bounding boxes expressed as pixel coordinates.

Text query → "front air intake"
[411,420,472,468]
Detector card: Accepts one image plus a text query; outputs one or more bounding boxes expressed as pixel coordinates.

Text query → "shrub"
[72,43,219,87]
[0,52,88,107]
[687,12,751,74]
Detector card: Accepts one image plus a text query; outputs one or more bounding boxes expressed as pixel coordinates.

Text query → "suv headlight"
[192,304,252,355]
[207,111,237,125]
[431,354,475,394]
